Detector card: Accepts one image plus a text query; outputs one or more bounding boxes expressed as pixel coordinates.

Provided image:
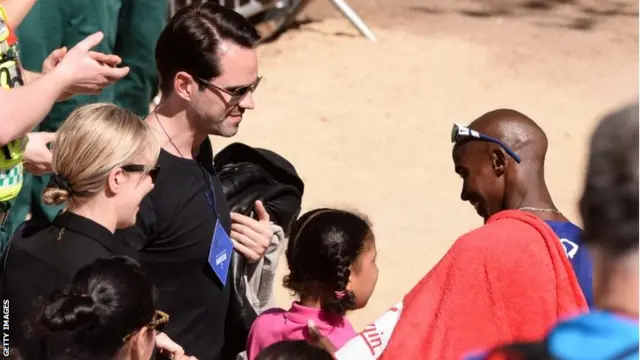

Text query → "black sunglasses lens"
[237,86,254,97]
[228,96,243,107]
[230,80,260,104]
[229,90,251,107]
[149,167,160,182]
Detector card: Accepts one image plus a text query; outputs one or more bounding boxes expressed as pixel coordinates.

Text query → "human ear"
[106,167,124,195]
[174,71,197,102]
[491,148,506,176]
[127,327,155,360]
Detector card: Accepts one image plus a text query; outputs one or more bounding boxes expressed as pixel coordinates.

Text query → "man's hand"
[43,47,123,75]
[23,132,55,176]
[230,200,273,263]
[50,32,129,98]
[156,332,198,360]
[42,46,122,101]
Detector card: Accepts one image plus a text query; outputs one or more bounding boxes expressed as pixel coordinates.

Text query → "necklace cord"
[518,206,561,214]
[154,110,185,158]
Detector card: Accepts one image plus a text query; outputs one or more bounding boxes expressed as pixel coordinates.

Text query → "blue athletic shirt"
[545,220,593,307]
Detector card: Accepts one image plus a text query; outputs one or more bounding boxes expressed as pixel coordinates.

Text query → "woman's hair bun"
[42,187,70,206]
[39,291,99,333]
[25,256,157,359]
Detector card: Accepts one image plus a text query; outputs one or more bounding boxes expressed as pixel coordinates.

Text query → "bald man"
[451,109,593,306]
[334,110,589,360]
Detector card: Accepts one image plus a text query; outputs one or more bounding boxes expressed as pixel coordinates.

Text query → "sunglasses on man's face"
[196,76,262,107]
[450,123,522,163]
[121,164,161,183]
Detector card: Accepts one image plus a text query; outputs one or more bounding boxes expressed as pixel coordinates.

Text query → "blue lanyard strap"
[200,165,218,214]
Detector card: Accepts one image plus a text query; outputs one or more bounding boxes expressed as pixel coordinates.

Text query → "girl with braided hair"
[245,208,379,360]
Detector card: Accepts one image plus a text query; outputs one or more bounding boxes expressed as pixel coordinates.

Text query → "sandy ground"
[213,0,638,329]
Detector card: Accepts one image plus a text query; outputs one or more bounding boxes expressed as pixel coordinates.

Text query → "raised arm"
[0,69,67,145]
[0,32,129,145]
[0,0,36,29]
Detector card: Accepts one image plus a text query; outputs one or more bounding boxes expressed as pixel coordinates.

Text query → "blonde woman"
[0,103,192,359]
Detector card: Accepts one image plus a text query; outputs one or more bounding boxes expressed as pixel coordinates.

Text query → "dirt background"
[213,0,638,330]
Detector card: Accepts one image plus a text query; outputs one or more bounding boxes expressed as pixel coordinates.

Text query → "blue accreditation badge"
[208,220,233,286]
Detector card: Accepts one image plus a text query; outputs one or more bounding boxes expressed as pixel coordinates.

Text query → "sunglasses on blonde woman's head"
[122,310,169,343]
[195,76,262,107]
[121,164,161,183]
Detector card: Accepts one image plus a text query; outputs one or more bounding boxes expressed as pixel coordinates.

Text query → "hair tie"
[48,174,74,195]
[334,290,346,299]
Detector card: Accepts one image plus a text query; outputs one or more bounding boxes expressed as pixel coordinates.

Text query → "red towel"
[336,210,588,360]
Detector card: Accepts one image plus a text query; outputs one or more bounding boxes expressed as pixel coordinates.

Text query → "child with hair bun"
[246,208,379,360]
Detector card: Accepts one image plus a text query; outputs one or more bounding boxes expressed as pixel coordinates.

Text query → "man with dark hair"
[115,3,272,360]
[450,109,594,306]
[580,104,638,257]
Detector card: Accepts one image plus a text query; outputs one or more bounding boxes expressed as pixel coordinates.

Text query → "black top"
[115,139,233,360]
[0,211,130,359]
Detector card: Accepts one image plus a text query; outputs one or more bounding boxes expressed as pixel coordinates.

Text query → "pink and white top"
[246,302,357,360]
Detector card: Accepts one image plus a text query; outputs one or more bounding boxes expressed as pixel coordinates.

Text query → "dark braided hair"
[284,208,373,317]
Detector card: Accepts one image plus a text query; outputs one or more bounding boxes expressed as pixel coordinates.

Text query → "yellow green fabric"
[0,139,26,202]
[0,4,27,204]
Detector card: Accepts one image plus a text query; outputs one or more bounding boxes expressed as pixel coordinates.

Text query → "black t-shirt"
[115,139,232,360]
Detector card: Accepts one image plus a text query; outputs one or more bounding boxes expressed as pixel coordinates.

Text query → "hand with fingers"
[230,200,273,263]
[156,332,198,360]
[23,132,55,175]
[48,31,129,99]
[43,44,124,100]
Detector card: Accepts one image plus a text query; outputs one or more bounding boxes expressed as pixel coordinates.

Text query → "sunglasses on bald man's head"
[195,76,262,107]
[450,123,522,163]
